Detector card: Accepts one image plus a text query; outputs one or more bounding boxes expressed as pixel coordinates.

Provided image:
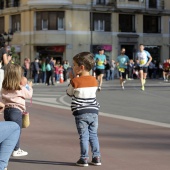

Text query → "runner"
[116,48,129,90]
[94,47,106,91]
[136,44,152,91]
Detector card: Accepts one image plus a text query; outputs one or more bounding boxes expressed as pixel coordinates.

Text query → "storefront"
[92,45,112,60]
[37,46,65,63]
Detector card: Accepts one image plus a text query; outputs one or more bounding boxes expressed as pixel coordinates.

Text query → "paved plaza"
[1,79,170,170]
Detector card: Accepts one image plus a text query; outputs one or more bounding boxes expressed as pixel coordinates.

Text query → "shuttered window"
[0,17,4,34]
[11,14,21,32]
[91,13,111,32]
[36,11,65,31]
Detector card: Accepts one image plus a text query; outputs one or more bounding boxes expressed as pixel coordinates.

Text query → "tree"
[10,46,20,64]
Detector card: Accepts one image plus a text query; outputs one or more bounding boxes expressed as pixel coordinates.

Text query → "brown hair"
[2,64,22,90]
[73,52,95,71]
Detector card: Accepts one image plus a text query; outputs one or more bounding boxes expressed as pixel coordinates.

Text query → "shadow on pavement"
[9,159,76,166]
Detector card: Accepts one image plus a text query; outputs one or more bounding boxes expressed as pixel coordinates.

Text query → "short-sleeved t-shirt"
[117,55,129,69]
[94,54,106,69]
[0,47,6,62]
[136,50,151,67]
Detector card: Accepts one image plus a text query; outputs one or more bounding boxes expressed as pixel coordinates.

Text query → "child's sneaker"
[98,86,101,92]
[91,156,101,166]
[76,158,88,167]
[12,148,28,157]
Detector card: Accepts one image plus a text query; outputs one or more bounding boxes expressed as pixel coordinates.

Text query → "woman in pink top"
[1,64,33,157]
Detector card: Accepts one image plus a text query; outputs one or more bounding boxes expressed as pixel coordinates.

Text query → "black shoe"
[76,158,88,167]
[91,156,101,166]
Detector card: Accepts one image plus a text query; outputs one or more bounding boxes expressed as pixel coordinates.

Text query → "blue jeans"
[110,70,115,80]
[55,73,60,82]
[34,72,39,83]
[105,70,110,81]
[0,121,20,170]
[75,113,100,159]
[41,71,46,83]
[4,108,22,151]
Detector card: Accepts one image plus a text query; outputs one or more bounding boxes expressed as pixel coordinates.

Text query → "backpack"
[46,64,51,71]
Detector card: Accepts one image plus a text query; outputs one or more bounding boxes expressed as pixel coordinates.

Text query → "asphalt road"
[1,78,170,170]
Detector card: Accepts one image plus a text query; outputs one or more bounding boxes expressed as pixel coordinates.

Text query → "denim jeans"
[4,108,22,151]
[105,70,110,81]
[0,121,20,170]
[110,70,115,80]
[34,72,39,83]
[41,71,46,83]
[75,113,100,159]
[55,73,60,82]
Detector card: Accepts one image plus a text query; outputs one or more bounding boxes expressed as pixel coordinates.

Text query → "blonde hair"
[2,64,22,90]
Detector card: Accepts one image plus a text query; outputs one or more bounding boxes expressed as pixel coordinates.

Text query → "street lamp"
[2,32,13,45]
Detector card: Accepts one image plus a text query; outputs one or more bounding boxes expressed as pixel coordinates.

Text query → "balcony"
[27,0,72,6]
[93,0,116,7]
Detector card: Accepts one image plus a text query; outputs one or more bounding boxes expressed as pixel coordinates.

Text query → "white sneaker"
[4,168,7,170]
[12,148,28,157]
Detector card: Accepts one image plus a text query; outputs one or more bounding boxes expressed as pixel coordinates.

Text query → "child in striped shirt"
[66,52,101,167]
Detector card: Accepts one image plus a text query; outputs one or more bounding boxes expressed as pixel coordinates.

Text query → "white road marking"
[32,100,170,128]
[59,95,70,106]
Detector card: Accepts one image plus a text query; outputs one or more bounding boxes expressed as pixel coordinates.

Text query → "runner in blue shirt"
[117,48,129,90]
[136,44,152,91]
[94,47,106,91]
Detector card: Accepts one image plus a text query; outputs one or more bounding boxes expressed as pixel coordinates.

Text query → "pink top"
[58,66,64,74]
[1,86,33,112]
[54,66,59,74]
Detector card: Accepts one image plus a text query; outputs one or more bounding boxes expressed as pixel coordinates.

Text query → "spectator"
[110,59,116,80]
[33,58,40,84]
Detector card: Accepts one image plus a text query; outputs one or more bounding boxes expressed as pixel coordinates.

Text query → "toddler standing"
[66,52,101,167]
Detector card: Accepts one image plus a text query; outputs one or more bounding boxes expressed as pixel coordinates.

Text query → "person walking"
[136,44,152,91]
[117,48,129,89]
[1,64,33,157]
[66,52,101,167]
[94,47,106,91]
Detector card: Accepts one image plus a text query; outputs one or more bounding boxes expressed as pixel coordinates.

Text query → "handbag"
[22,111,30,128]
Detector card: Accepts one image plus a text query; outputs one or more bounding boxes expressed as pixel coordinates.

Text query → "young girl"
[1,64,33,157]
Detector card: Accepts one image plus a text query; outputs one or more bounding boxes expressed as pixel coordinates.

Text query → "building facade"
[0,0,170,64]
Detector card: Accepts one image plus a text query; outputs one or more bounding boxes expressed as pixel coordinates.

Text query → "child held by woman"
[1,64,33,157]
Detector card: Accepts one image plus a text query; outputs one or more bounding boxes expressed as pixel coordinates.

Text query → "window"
[149,0,157,8]
[128,0,139,1]
[119,14,135,32]
[11,14,21,32]
[143,15,161,33]
[36,11,64,31]
[42,20,48,30]
[0,0,4,9]
[13,0,20,7]
[58,17,64,30]
[0,17,4,34]
[96,0,106,5]
[91,13,111,32]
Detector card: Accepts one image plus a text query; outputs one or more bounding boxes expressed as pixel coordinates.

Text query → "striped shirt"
[66,76,100,116]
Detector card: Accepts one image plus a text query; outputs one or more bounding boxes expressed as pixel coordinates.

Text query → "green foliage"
[10,47,20,64]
